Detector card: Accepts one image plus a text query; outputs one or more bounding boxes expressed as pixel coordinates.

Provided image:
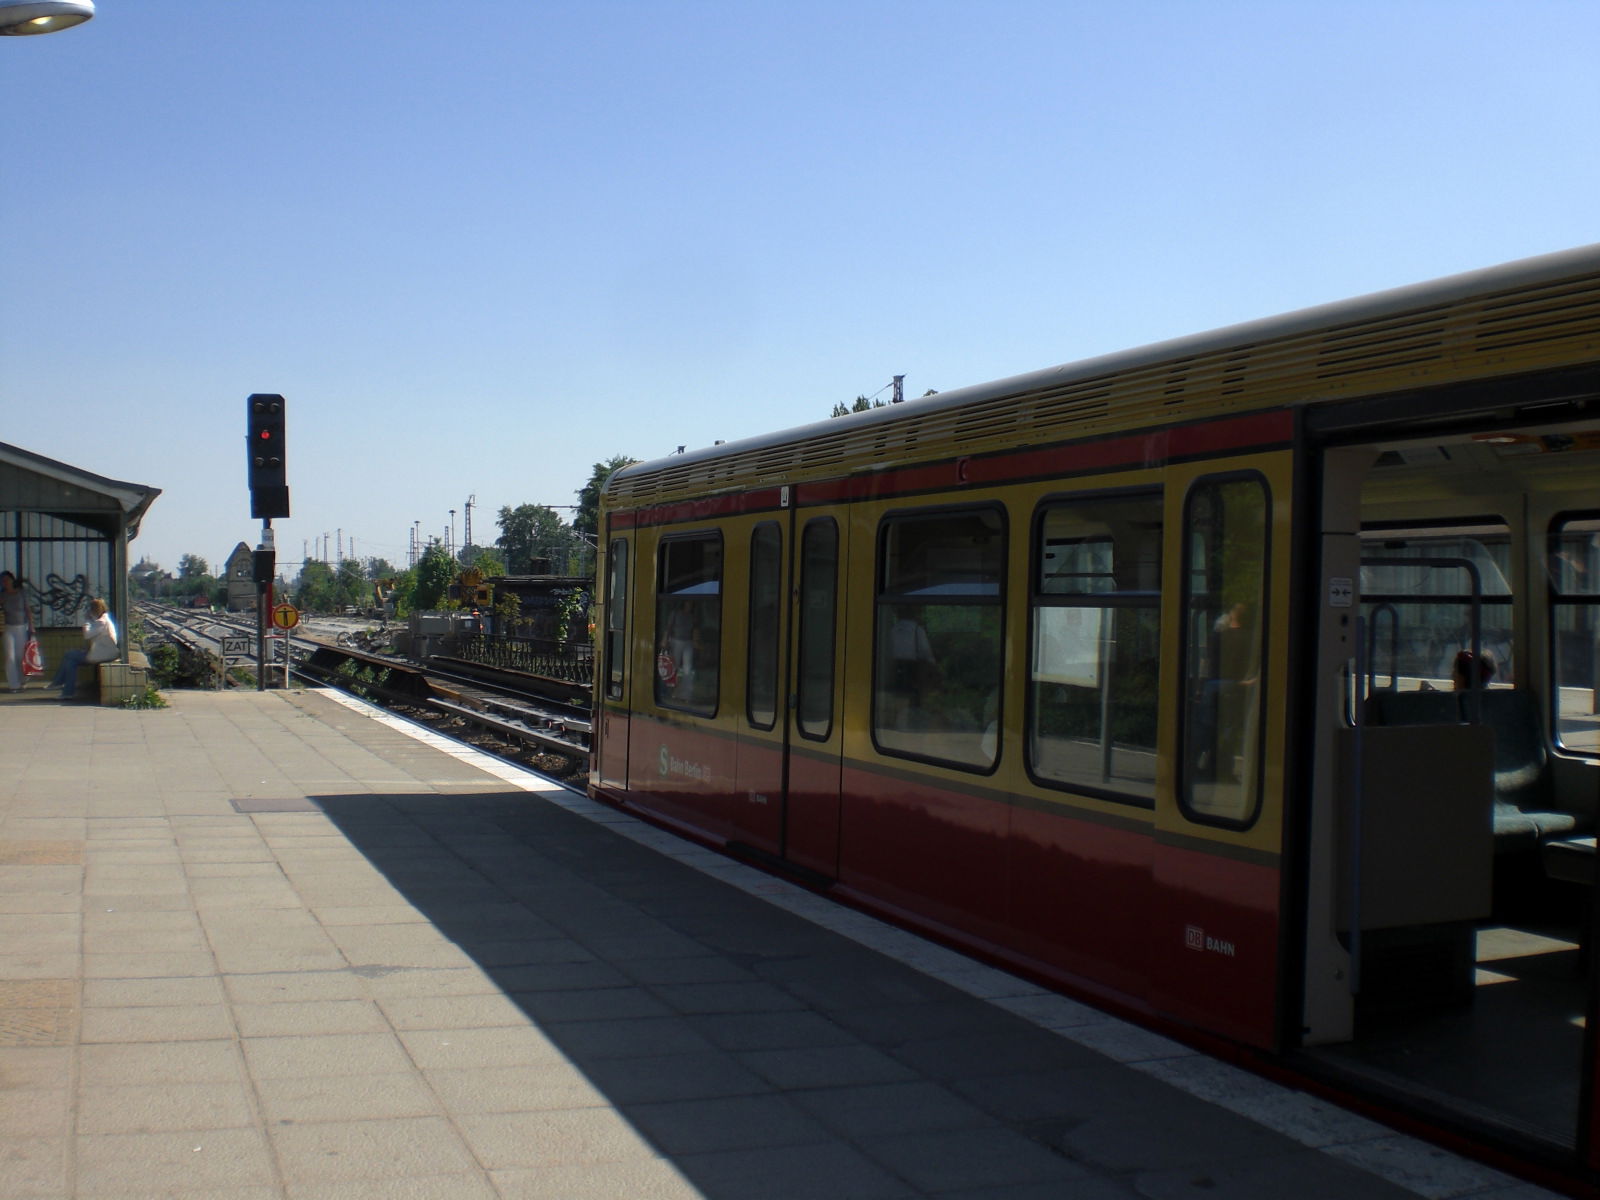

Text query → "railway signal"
[247,393,290,519]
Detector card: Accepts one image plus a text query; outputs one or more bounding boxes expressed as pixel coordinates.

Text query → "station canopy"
[0,440,160,630]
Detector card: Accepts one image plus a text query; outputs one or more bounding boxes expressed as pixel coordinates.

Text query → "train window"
[1180,476,1268,827]
[604,539,628,701]
[873,507,1005,770]
[1550,513,1600,756]
[1027,492,1161,803]
[747,523,782,730]
[795,518,838,740]
[654,533,721,716]
[1359,522,1514,691]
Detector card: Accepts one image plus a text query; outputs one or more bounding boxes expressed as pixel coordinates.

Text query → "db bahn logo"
[1185,925,1237,957]
[658,745,711,782]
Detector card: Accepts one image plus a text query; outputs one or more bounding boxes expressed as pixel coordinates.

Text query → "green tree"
[335,559,367,610]
[169,554,217,605]
[463,546,506,577]
[385,567,418,616]
[366,558,399,582]
[414,541,456,610]
[830,395,885,418]
[496,504,580,575]
[573,455,640,544]
[293,560,337,612]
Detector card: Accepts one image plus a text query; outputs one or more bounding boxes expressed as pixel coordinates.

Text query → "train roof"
[605,243,1600,509]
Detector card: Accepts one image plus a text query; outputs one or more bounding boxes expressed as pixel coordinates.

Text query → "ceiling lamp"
[0,1,94,35]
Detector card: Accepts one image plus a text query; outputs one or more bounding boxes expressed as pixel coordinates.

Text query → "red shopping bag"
[21,635,44,677]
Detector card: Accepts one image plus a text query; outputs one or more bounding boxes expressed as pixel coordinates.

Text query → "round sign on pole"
[272,602,300,630]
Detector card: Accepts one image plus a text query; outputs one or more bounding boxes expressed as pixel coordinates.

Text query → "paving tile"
[288,1174,500,1200]
[672,1139,917,1200]
[81,975,225,1009]
[376,992,529,1031]
[76,1082,255,1134]
[324,925,477,970]
[792,1079,998,1138]
[75,1126,276,1193]
[255,1071,442,1123]
[490,1159,704,1200]
[686,1009,855,1052]
[313,904,430,926]
[623,1093,831,1155]
[424,1062,610,1115]
[81,926,209,954]
[738,1043,920,1090]
[396,1025,565,1071]
[1052,1100,1305,1173]
[0,952,82,980]
[456,1107,662,1169]
[1135,1147,1423,1199]
[0,1046,72,1088]
[243,1032,415,1080]
[513,984,672,1023]
[82,865,188,894]
[268,1115,479,1184]
[83,951,219,979]
[579,1051,771,1104]
[79,1003,236,1043]
[224,969,372,1005]
[859,1125,1091,1192]
[233,999,388,1037]
[214,946,350,975]
[80,1040,242,1087]
[0,1088,70,1138]
[81,908,201,936]
[0,1134,67,1196]
[534,1015,716,1061]
[0,914,79,955]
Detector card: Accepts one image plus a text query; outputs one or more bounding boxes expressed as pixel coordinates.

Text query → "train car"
[591,244,1600,1192]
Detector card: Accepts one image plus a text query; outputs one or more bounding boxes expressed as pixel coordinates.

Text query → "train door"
[1151,462,1292,1050]
[783,510,849,878]
[594,534,631,790]
[1300,423,1600,1165]
[728,518,787,858]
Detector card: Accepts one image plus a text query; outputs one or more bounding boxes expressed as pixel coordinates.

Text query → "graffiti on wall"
[29,574,92,624]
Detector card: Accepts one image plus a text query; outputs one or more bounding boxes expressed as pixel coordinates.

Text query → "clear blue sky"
[3,1,1597,575]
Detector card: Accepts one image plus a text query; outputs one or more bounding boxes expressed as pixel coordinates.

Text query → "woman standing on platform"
[1,571,28,692]
[50,598,117,699]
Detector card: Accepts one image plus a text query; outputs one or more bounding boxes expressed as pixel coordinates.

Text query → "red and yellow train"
[592,245,1600,1192]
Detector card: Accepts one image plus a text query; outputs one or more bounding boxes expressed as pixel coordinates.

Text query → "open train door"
[782,506,849,879]
[1300,428,1600,1174]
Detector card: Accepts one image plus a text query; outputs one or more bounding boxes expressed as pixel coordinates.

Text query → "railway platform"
[0,686,1559,1199]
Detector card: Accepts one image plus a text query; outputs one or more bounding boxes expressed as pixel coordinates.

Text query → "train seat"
[1367,688,1582,851]
[1477,690,1582,851]
[1370,689,1461,727]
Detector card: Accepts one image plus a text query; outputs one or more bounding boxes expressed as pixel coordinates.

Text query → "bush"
[120,685,168,710]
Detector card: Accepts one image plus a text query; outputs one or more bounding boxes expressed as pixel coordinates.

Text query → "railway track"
[136,603,592,782]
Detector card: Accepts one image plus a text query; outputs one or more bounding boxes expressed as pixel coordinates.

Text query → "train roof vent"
[1022,382,1112,435]
[1160,357,1197,406]
[1474,277,1600,354]
[954,404,1020,444]
[1316,307,1449,381]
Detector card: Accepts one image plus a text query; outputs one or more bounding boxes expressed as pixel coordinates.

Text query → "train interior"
[1304,415,1600,1155]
